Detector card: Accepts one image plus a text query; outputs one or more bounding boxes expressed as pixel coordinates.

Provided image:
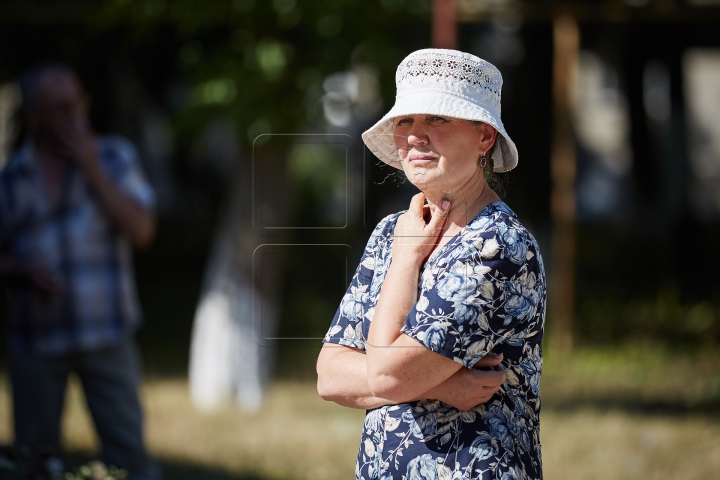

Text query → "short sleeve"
[401,214,545,368]
[323,213,400,350]
[99,136,156,210]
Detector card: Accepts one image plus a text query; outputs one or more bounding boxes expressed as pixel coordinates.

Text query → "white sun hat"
[361,48,518,172]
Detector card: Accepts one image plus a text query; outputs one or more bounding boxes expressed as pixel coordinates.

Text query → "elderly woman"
[317,49,545,480]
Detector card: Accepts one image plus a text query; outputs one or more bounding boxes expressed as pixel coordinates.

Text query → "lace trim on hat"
[396,51,502,99]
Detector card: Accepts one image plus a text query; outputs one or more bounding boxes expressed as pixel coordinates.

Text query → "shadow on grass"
[159,461,266,480]
[543,396,720,418]
[0,451,268,480]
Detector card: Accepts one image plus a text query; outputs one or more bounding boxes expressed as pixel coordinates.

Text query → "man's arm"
[63,132,155,248]
[82,166,156,248]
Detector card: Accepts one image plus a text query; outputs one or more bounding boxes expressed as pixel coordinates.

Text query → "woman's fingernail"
[441,200,450,211]
[492,353,503,359]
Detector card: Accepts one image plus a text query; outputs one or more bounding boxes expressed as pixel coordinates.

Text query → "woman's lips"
[408,154,437,163]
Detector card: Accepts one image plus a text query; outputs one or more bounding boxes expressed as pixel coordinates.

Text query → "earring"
[478,154,487,168]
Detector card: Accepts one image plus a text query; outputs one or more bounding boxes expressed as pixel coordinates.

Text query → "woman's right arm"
[317,344,392,410]
[316,343,506,411]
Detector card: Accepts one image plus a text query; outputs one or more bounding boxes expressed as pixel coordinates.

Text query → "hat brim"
[361,90,518,173]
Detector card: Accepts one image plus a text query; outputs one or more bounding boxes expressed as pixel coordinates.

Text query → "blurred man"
[0,63,159,479]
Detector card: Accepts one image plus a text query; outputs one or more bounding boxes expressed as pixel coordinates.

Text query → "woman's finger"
[422,205,432,223]
[470,367,506,387]
[408,193,426,216]
[426,200,450,233]
[473,352,503,369]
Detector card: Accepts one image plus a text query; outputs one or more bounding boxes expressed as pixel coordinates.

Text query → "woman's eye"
[428,116,448,123]
[396,118,413,126]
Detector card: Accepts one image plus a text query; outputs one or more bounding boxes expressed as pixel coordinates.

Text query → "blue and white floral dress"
[323,201,546,480]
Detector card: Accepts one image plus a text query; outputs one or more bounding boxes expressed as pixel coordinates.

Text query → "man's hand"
[58,124,101,175]
[53,124,156,249]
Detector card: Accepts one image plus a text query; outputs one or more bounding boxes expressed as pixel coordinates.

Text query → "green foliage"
[287,143,346,197]
[573,224,720,347]
[94,0,432,149]
[576,289,720,347]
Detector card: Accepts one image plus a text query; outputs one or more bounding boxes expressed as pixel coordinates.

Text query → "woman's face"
[392,114,496,194]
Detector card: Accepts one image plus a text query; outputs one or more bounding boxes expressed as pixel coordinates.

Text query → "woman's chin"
[404,166,437,182]
[408,179,450,195]
[407,174,434,189]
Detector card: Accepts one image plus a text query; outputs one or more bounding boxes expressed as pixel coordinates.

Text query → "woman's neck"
[423,171,500,233]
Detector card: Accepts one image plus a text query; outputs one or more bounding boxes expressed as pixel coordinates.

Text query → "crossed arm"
[316,342,504,411]
[317,194,505,411]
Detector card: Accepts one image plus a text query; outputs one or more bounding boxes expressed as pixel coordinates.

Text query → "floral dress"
[323,201,546,480]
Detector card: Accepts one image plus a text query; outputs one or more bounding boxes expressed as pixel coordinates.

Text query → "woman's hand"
[392,193,450,267]
[432,367,505,411]
[422,352,506,410]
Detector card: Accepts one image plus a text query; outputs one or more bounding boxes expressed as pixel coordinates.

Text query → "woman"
[317,49,545,480]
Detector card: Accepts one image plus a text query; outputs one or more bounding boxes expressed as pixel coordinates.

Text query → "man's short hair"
[18,62,75,112]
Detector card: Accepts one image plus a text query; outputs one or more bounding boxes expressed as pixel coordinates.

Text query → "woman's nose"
[407,126,429,147]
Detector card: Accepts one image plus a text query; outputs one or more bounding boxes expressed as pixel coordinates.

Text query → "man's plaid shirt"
[0,136,155,356]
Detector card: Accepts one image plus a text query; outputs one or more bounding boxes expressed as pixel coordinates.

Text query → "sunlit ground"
[0,344,718,480]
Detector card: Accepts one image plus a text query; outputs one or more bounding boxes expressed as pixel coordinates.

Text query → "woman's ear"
[482,124,498,152]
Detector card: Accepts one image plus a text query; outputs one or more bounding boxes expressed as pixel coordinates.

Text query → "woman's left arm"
[366,193,461,400]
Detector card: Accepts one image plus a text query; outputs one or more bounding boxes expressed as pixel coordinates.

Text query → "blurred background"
[0,0,719,478]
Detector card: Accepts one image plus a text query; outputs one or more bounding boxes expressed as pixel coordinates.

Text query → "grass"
[542,342,720,414]
[0,344,718,480]
[541,409,720,479]
[541,342,720,480]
